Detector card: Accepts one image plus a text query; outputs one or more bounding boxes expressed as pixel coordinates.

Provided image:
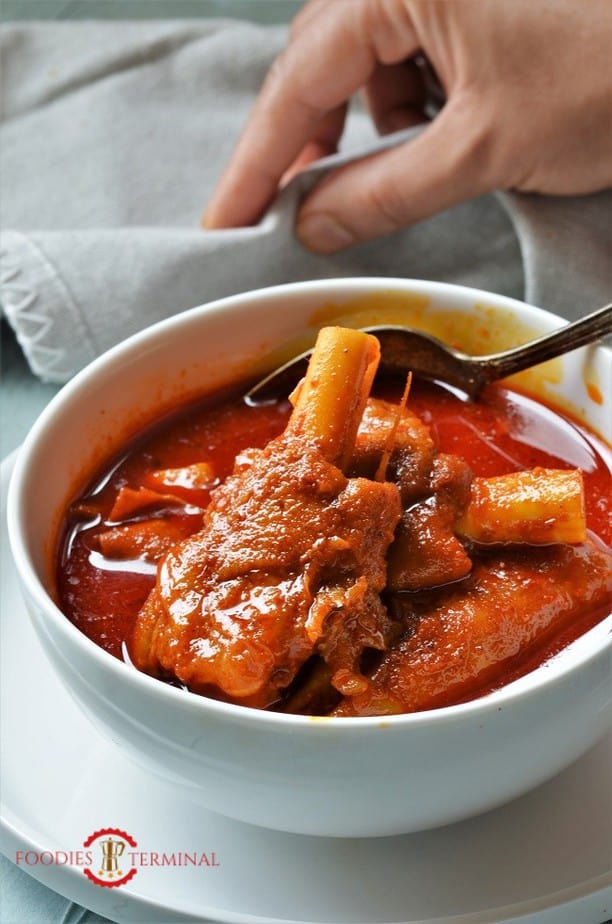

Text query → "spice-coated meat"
[131,434,401,707]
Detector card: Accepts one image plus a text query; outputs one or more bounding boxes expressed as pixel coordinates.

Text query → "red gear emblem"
[83,828,138,888]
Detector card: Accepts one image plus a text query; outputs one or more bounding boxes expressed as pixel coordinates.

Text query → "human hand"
[203,0,612,253]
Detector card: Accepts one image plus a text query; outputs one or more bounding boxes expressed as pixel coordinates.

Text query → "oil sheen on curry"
[57,327,612,716]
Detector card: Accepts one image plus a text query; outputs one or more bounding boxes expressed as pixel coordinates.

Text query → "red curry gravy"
[57,379,611,708]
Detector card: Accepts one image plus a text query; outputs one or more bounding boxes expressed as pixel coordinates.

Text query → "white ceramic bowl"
[7,279,612,837]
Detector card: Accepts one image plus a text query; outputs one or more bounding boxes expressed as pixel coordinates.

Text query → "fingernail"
[296,212,355,254]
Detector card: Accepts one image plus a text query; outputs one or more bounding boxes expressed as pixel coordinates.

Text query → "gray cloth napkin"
[2,20,609,384]
[0,18,610,924]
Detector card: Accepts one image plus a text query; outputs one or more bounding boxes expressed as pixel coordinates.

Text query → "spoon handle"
[479,304,612,382]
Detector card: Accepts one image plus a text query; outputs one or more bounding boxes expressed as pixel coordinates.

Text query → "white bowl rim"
[7,277,612,732]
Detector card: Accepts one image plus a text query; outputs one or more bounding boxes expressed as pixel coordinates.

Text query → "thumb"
[296,97,495,253]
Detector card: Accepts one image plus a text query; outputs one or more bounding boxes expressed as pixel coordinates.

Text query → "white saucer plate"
[1,451,611,924]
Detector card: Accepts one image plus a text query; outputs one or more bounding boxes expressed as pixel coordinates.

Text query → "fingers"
[284,57,427,188]
[204,0,420,229]
[288,0,329,39]
[363,59,428,134]
[280,104,348,187]
[296,95,495,253]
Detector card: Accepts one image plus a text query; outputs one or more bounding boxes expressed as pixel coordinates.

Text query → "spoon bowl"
[247,304,612,402]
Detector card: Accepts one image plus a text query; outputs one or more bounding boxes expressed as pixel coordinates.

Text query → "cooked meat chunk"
[352,397,436,503]
[131,435,400,707]
[335,541,612,716]
[131,328,401,707]
[387,453,474,591]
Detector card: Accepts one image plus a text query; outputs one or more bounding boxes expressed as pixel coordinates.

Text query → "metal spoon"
[246,304,612,403]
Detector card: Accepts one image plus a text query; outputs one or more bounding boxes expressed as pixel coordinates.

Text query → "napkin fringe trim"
[0,231,97,382]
